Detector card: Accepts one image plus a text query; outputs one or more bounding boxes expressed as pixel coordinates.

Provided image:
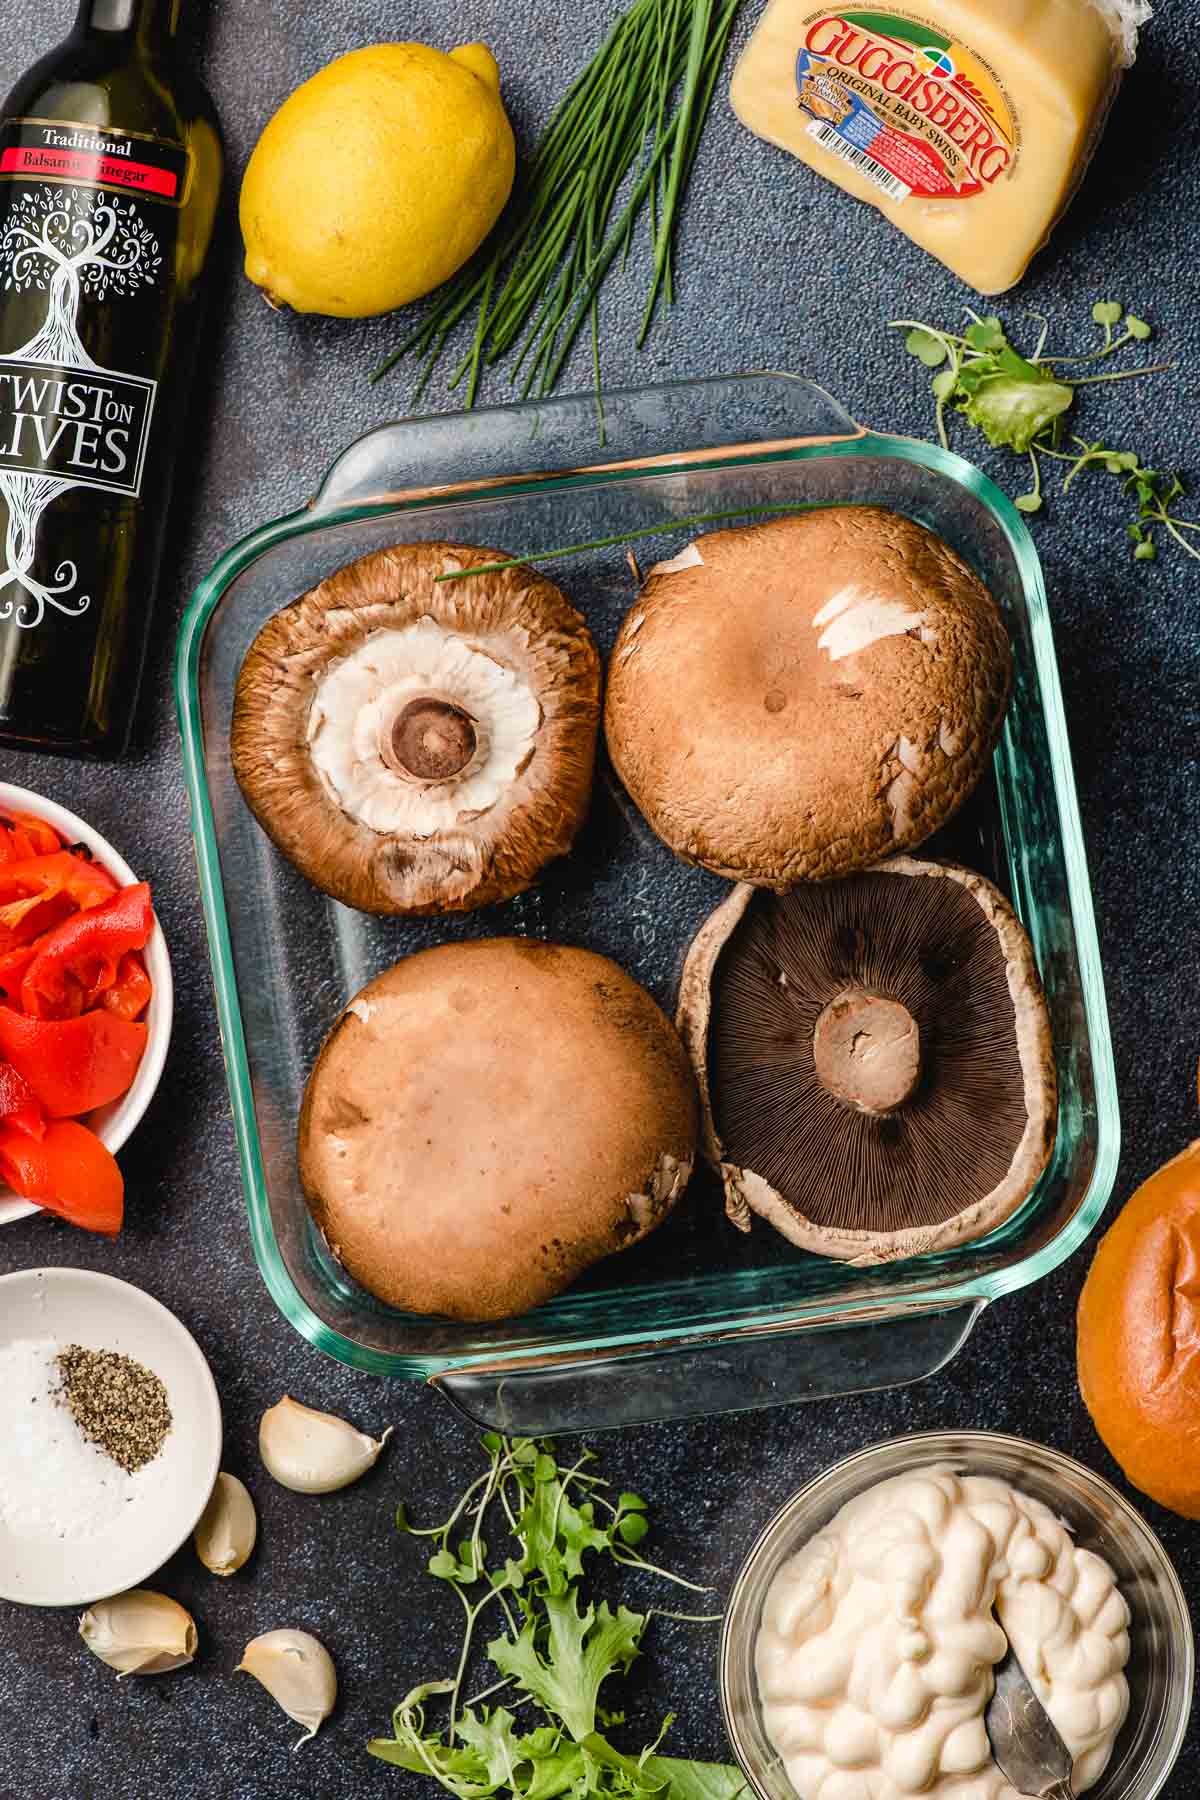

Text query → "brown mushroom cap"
[298,939,698,1320]
[676,858,1057,1264]
[605,507,1012,885]
[231,543,601,915]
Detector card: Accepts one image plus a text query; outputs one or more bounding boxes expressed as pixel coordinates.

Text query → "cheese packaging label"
[794,11,1017,204]
[729,0,1123,292]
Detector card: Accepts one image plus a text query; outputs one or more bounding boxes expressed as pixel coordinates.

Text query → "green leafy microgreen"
[904,325,947,367]
[890,301,1196,561]
[370,1437,741,1800]
[1091,299,1123,327]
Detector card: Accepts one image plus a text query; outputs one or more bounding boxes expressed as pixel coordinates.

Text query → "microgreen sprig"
[891,301,1195,563]
[370,1437,740,1800]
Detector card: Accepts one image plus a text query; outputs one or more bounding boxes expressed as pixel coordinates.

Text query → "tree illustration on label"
[0,184,160,628]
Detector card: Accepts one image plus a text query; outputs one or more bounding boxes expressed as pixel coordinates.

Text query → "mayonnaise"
[756,1466,1130,1800]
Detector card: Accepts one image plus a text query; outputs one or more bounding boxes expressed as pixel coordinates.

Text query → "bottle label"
[795,10,1018,203]
[0,118,190,205]
[0,118,183,630]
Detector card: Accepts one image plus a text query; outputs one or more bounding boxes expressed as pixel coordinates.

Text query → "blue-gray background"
[0,0,1197,1795]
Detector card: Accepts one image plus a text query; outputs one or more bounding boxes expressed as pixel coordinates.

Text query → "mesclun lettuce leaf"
[369,1437,745,1800]
[954,350,1073,453]
[488,1593,646,1741]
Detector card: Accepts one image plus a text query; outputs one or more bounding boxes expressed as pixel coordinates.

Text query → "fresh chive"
[370,0,744,402]
[433,503,822,582]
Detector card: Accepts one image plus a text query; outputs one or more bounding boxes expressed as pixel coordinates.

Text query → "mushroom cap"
[676,858,1057,1264]
[231,542,601,915]
[605,507,1012,885]
[299,939,698,1320]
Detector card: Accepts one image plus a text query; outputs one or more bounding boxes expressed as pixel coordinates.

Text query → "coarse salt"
[0,1338,137,1541]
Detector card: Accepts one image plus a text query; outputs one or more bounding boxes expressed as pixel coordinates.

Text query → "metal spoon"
[985,1647,1076,1800]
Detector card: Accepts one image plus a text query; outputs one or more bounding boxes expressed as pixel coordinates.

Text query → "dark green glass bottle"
[0,0,221,757]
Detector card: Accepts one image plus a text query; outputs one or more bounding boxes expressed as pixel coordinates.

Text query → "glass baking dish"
[175,374,1119,1433]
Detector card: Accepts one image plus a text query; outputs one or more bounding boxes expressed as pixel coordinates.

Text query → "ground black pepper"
[54,1346,172,1474]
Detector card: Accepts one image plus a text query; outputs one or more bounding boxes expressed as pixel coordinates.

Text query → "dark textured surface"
[1,0,1199,1796]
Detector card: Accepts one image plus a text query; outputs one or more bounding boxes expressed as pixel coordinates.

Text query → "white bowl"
[0,783,173,1227]
[0,1267,222,1606]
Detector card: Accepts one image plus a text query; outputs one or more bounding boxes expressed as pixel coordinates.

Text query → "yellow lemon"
[240,43,515,317]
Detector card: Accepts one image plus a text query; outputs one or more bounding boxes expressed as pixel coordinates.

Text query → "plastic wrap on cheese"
[729,0,1151,293]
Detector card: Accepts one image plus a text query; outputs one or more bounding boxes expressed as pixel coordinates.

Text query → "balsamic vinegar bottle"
[0,0,222,757]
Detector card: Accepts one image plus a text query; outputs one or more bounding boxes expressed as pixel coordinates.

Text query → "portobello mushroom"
[677,858,1057,1263]
[231,542,601,914]
[605,507,1012,885]
[299,939,699,1320]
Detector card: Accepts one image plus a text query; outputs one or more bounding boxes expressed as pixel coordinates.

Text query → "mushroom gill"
[677,858,1058,1262]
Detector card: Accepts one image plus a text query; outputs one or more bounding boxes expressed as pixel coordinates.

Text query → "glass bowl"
[720,1430,1193,1800]
[176,374,1119,1432]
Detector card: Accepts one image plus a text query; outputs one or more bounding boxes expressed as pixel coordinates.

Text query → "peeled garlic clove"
[194,1471,258,1576]
[259,1394,391,1494]
[79,1588,198,1677]
[237,1628,337,1749]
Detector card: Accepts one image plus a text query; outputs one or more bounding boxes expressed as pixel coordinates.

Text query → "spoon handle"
[1043,1782,1076,1800]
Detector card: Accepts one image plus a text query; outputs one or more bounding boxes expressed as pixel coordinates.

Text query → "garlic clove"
[79,1589,198,1677]
[236,1628,337,1749]
[194,1471,258,1576]
[259,1394,392,1494]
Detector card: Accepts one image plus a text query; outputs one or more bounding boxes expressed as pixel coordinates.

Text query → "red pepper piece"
[101,951,153,1022]
[0,817,56,863]
[0,888,76,956]
[0,1008,146,1117]
[21,882,153,1019]
[0,942,39,1004]
[0,1119,122,1235]
[0,850,118,913]
[0,1059,44,1139]
[0,812,63,863]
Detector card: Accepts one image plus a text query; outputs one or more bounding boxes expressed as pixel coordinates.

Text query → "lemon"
[240,42,515,318]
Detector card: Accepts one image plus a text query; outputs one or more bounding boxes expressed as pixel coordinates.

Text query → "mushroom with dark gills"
[298,940,698,1320]
[604,507,1012,885]
[676,859,1057,1263]
[230,543,601,915]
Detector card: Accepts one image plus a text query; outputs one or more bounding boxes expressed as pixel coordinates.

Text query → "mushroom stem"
[812,989,921,1116]
[386,696,477,783]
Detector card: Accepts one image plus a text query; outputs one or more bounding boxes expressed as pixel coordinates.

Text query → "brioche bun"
[1077,1139,1200,1517]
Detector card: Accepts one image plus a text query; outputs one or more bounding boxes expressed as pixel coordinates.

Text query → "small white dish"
[0,783,173,1227]
[0,1268,221,1606]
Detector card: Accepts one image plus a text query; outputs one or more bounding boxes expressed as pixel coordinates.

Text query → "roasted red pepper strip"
[0,1008,146,1117]
[0,943,37,1006]
[0,1119,122,1235]
[0,812,63,863]
[0,1059,44,1139]
[0,850,118,912]
[0,888,76,956]
[101,951,153,1022]
[20,882,153,1019]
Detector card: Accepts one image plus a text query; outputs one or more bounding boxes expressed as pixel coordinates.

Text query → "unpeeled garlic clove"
[259,1394,391,1494]
[194,1471,258,1576]
[79,1589,198,1677]
[237,1628,337,1749]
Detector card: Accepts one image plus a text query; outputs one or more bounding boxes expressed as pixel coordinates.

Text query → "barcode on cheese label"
[805,120,911,202]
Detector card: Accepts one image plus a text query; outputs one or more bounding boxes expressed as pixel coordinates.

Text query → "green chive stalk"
[370,0,745,404]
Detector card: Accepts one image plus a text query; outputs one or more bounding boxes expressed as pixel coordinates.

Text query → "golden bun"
[1077,1139,1200,1517]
